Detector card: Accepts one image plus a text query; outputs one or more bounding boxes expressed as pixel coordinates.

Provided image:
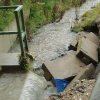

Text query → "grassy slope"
[26,0,77,34]
[0,0,31,31]
[72,4,100,33]
[0,0,83,33]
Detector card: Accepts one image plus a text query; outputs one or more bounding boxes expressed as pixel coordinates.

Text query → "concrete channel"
[0,0,100,100]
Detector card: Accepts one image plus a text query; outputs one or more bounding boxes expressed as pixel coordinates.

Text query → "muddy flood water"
[0,0,100,100]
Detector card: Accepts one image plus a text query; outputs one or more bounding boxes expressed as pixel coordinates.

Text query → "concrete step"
[42,51,86,80]
[77,32,99,46]
[0,53,20,66]
[76,37,98,65]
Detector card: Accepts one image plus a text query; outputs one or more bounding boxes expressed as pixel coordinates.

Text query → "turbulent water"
[28,0,100,68]
[11,0,100,67]
[4,0,100,100]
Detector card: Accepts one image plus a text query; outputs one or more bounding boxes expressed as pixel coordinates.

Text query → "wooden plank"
[0,53,20,66]
[43,51,86,79]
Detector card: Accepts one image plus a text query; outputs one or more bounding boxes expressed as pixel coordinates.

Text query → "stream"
[11,0,100,68]
[7,0,100,100]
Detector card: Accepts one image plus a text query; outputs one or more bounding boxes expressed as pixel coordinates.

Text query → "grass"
[0,0,31,31]
[27,0,83,35]
[0,0,84,33]
[0,10,14,31]
[72,4,100,33]
[27,0,63,34]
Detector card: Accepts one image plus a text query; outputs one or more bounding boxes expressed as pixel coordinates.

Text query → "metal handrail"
[0,5,29,57]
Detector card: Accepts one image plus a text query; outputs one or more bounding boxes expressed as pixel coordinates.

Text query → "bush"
[27,0,80,34]
[72,4,100,33]
[0,0,31,31]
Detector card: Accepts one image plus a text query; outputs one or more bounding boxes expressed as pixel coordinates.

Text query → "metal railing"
[0,5,29,57]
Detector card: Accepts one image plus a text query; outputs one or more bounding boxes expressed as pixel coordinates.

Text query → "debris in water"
[48,79,96,100]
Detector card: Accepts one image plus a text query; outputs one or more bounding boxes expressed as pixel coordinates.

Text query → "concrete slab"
[77,32,99,46]
[0,53,20,66]
[68,32,99,51]
[90,73,100,100]
[65,64,95,91]
[68,39,78,51]
[43,51,86,80]
[77,37,98,64]
[86,32,99,46]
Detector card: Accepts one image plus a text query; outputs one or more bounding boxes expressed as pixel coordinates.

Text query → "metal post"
[14,10,25,57]
[20,9,29,52]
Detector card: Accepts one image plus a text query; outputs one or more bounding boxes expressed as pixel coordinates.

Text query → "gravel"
[48,79,96,100]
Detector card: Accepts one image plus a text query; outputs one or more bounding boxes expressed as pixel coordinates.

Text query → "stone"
[76,37,98,65]
[42,51,86,80]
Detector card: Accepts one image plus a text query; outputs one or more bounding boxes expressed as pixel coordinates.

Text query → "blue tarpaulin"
[54,79,69,93]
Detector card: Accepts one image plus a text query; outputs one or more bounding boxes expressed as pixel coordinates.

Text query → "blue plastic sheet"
[54,79,69,93]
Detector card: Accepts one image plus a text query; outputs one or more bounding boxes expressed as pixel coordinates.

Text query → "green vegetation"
[27,0,72,34]
[19,55,34,71]
[72,0,84,7]
[0,0,31,31]
[27,0,85,35]
[72,4,100,33]
[0,0,84,34]
[0,10,14,31]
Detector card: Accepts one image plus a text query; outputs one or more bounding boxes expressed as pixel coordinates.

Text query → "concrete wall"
[0,20,17,53]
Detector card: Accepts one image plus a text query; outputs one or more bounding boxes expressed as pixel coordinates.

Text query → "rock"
[76,37,98,65]
[48,79,96,100]
[77,32,99,46]
[42,51,85,80]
